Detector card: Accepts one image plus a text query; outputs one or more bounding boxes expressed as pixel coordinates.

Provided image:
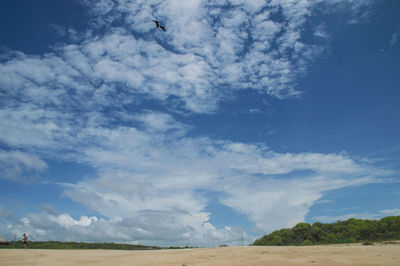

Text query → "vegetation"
[0,240,199,250]
[253,216,400,246]
[0,241,164,250]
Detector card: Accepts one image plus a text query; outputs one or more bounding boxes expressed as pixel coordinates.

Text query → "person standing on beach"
[23,233,28,249]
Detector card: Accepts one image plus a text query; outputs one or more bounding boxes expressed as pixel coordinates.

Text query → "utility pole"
[241,232,244,246]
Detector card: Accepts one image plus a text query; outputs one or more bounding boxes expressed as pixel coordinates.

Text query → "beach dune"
[1,243,400,266]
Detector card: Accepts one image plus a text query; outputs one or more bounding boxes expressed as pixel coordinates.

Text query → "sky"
[0,0,399,247]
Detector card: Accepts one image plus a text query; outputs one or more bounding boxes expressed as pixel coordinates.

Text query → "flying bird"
[152,20,166,32]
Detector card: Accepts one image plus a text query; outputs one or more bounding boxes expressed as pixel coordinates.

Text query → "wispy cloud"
[313,208,400,223]
[314,24,330,40]
[390,32,399,46]
[312,0,375,24]
[0,150,47,183]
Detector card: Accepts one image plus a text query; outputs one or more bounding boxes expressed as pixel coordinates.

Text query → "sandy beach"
[1,243,400,266]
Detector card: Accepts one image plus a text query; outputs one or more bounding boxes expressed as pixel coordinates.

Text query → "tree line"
[0,240,163,250]
[253,215,400,246]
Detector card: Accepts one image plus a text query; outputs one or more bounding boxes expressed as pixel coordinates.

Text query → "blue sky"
[0,0,399,246]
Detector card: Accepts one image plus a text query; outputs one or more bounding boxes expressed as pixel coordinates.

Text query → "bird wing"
[160,26,166,32]
[152,20,159,27]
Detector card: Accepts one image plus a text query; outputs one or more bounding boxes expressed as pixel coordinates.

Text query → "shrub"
[301,239,313,246]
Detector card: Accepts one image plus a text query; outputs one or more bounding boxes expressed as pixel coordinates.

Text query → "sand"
[1,243,400,266]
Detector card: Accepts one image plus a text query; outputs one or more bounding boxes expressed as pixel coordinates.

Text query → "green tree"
[301,239,313,246]
[293,223,311,243]
[322,233,338,244]
[311,222,323,240]
[252,215,400,246]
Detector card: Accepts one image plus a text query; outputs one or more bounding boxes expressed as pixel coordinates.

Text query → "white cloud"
[0,105,74,149]
[59,129,387,238]
[312,0,375,23]
[0,205,243,246]
[133,111,188,133]
[221,174,379,231]
[0,113,391,244]
[49,214,98,228]
[314,24,330,40]
[390,32,398,46]
[313,208,400,223]
[0,103,391,244]
[315,199,334,204]
[379,208,400,216]
[1,137,387,244]
[0,150,47,182]
[0,0,389,246]
[0,0,344,115]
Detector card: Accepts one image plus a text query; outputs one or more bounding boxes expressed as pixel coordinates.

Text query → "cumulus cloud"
[0,123,390,245]
[0,136,388,244]
[0,205,243,246]
[0,0,349,115]
[220,174,378,232]
[60,131,387,239]
[1,0,376,115]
